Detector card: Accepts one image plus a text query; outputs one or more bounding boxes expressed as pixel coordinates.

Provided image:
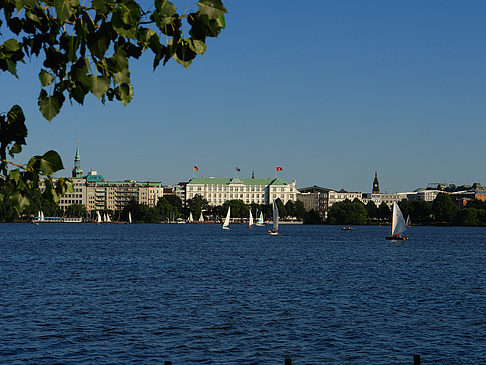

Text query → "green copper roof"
[187,177,290,186]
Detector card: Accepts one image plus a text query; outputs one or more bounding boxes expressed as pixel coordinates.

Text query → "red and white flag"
[276,166,283,171]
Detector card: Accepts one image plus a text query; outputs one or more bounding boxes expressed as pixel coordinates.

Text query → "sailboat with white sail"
[248,210,254,227]
[406,215,412,227]
[199,212,204,222]
[268,200,279,236]
[96,211,102,225]
[256,211,264,226]
[128,211,132,224]
[188,212,193,223]
[386,202,408,240]
[222,207,231,230]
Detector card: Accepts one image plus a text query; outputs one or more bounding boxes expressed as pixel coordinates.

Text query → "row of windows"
[188,185,267,192]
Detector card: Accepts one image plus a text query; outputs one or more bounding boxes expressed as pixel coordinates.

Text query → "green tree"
[455,208,479,226]
[187,194,209,219]
[285,200,295,218]
[65,203,87,217]
[365,201,378,221]
[138,204,160,223]
[275,198,287,219]
[327,199,367,225]
[294,200,306,220]
[222,199,248,218]
[303,209,322,224]
[0,0,227,213]
[432,192,457,224]
[378,202,391,221]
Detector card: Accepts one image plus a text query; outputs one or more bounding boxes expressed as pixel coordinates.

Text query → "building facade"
[85,171,163,212]
[185,177,297,206]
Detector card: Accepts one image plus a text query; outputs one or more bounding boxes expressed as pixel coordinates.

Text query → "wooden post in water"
[413,354,420,365]
[284,358,292,365]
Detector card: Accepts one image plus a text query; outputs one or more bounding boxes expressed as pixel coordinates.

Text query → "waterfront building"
[85,170,163,212]
[185,177,298,206]
[327,190,363,207]
[297,186,332,215]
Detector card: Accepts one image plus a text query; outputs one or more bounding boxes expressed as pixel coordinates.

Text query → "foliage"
[365,200,378,220]
[65,203,87,217]
[432,192,457,223]
[0,0,227,214]
[303,209,322,224]
[455,208,479,226]
[222,199,249,218]
[293,200,306,220]
[377,202,391,221]
[275,198,286,219]
[327,199,367,225]
[187,193,209,219]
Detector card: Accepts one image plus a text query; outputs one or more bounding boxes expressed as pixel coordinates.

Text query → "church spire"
[72,141,83,178]
[372,171,380,194]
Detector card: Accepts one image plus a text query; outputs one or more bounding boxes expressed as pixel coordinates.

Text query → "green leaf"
[9,190,30,213]
[114,83,134,105]
[90,75,110,99]
[39,69,54,87]
[197,0,227,19]
[38,89,62,121]
[28,150,64,176]
[54,0,79,24]
[8,142,22,157]
[188,39,207,55]
[2,38,21,52]
[114,69,130,84]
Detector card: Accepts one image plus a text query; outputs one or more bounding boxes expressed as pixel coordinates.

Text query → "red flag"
[193,166,198,171]
[276,166,283,171]
[236,166,241,172]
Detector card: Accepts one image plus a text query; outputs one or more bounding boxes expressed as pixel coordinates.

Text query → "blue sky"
[1,1,486,192]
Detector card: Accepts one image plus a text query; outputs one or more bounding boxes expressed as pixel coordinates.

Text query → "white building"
[185,177,298,206]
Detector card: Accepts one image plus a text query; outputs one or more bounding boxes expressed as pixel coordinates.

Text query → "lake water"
[0,224,485,364]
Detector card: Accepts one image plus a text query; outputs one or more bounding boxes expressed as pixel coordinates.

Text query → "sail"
[189,212,193,222]
[249,210,254,226]
[199,212,204,222]
[272,200,279,232]
[97,211,102,223]
[406,215,411,227]
[256,212,264,226]
[40,211,45,221]
[391,202,407,236]
[128,211,132,224]
[222,207,231,229]
[106,214,111,222]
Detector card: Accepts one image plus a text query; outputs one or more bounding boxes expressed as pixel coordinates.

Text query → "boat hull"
[386,236,409,240]
[268,230,278,236]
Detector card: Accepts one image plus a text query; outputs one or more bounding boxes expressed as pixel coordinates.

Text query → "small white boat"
[128,211,132,224]
[248,210,254,227]
[222,207,231,230]
[256,211,264,226]
[268,200,279,236]
[96,211,102,224]
[188,212,193,223]
[199,212,204,222]
[386,202,408,240]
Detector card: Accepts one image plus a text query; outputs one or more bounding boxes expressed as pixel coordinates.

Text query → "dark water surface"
[0,224,485,364]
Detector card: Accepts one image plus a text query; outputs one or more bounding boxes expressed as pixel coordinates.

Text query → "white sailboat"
[96,211,102,224]
[188,212,193,222]
[40,211,45,222]
[256,211,264,226]
[222,207,231,230]
[406,215,412,227]
[128,211,132,224]
[106,214,111,223]
[386,202,408,240]
[199,212,204,222]
[248,210,254,227]
[268,200,279,235]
